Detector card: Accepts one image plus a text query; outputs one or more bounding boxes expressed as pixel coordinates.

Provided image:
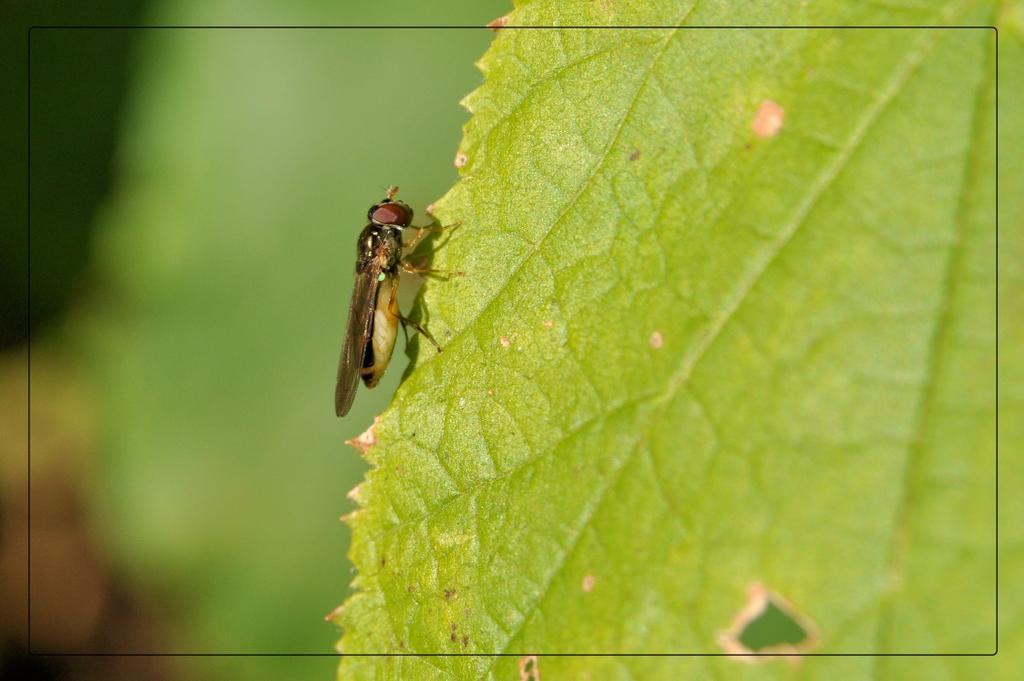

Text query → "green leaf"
[337,1,1016,678]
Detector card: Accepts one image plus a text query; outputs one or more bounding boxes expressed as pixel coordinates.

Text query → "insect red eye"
[371,201,412,226]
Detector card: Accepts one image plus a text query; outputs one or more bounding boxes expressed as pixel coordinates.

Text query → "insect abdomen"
[361,275,399,388]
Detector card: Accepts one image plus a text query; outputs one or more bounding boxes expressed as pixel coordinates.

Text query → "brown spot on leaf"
[461,634,469,646]
[444,588,457,601]
[629,148,641,161]
[499,336,511,348]
[752,100,785,138]
[581,574,596,592]
[454,151,468,168]
[518,655,540,681]
[649,331,664,349]
[542,319,554,328]
[717,582,818,663]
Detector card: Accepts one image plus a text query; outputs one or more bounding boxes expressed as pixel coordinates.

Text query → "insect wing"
[335,258,383,417]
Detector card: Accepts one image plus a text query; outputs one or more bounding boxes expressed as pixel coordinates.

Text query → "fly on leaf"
[335,187,447,417]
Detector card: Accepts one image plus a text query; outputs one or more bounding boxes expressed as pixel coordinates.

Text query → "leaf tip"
[324,602,345,625]
[345,416,380,454]
[486,14,511,30]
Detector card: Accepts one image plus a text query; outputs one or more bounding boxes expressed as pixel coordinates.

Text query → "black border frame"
[26,23,1000,659]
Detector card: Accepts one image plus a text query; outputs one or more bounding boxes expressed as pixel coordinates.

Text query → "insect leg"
[400,259,465,279]
[403,221,462,251]
[399,315,442,352]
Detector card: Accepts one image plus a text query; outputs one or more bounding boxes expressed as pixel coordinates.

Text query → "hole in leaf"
[518,655,539,681]
[738,600,808,650]
[718,583,818,662]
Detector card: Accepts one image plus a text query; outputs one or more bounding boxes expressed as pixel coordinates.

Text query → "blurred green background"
[3,1,509,679]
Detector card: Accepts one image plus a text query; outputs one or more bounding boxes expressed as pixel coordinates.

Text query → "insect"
[335,186,445,417]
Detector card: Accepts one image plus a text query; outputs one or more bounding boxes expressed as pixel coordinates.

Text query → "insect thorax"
[358,224,402,269]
